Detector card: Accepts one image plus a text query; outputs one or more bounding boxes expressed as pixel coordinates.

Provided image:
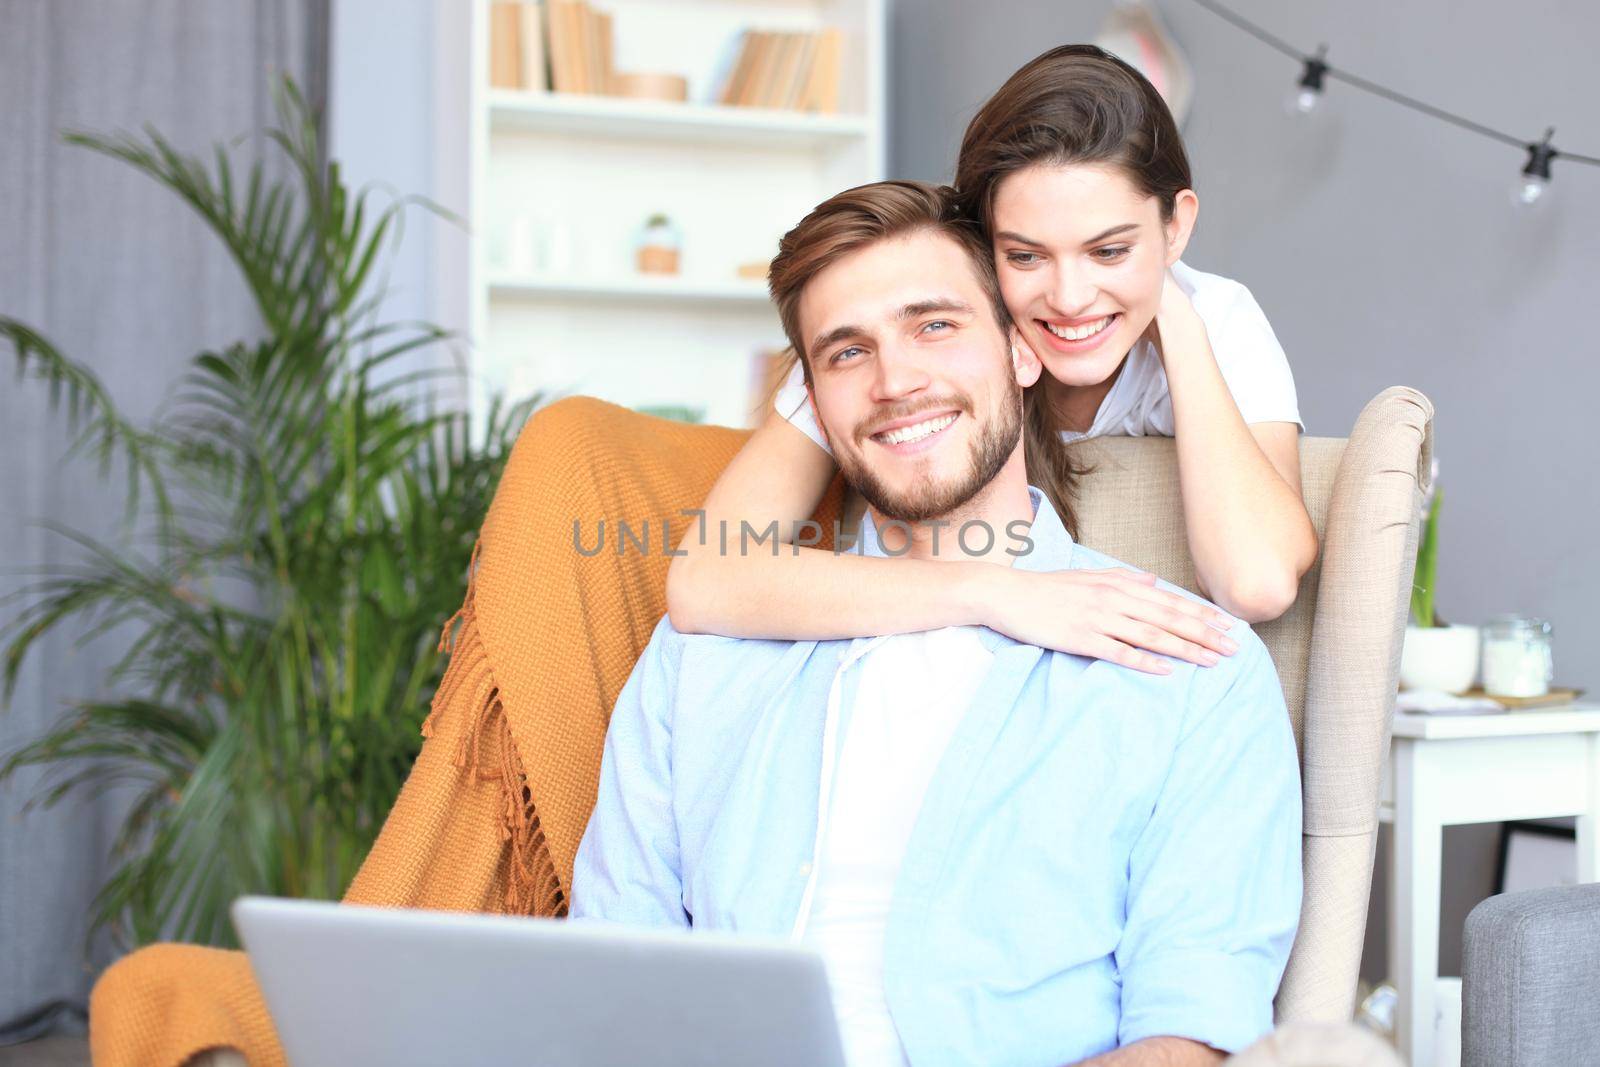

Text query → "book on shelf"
[800,28,842,113]
[719,27,844,112]
[717,31,757,105]
[521,3,549,91]
[547,1,581,93]
[730,31,767,107]
[739,31,778,108]
[548,1,579,92]
[592,7,615,94]
[767,33,809,110]
[544,0,614,95]
[489,2,523,89]
[783,33,819,110]
[489,2,552,91]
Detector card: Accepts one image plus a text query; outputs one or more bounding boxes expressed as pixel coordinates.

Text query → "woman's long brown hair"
[955,44,1195,537]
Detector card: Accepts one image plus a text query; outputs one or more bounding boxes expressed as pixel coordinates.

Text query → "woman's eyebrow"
[1082,222,1139,244]
[995,223,1140,247]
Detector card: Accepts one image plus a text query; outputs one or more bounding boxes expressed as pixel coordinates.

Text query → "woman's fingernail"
[1220,637,1239,654]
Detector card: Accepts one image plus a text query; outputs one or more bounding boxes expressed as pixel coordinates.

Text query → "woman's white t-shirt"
[773,260,1302,451]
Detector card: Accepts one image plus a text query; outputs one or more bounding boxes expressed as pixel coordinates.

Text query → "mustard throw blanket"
[89,397,845,1066]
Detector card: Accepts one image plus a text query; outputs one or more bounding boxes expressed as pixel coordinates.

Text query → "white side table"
[1380,704,1600,1067]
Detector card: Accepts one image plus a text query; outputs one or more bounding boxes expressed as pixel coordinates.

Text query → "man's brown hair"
[767,180,1009,389]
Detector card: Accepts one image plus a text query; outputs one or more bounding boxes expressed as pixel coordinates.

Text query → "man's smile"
[868,411,961,454]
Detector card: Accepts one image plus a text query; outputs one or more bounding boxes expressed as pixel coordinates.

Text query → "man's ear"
[1009,330,1044,388]
[805,385,831,449]
[1164,189,1199,267]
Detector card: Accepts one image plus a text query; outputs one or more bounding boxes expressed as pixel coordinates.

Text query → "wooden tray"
[1460,686,1585,709]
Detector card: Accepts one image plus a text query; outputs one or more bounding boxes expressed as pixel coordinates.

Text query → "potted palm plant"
[1399,480,1480,693]
[1,80,538,948]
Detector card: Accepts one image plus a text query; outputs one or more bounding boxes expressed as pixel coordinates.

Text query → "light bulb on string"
[1512,128,1557,209]
[1185,0,1600,211]
[1285,45,1329,117]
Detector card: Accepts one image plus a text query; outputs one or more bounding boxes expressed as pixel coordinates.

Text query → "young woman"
[667,45,1317,674]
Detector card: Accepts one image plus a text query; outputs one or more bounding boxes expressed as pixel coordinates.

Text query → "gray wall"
[889,0,1599,981]
[0,1,323,1038]
[328,0,472,402]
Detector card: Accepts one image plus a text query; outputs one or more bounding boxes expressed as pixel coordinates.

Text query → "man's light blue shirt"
[572,488,1303,1064]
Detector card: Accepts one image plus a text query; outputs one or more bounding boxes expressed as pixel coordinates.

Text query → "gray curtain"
[0,0,327,1041]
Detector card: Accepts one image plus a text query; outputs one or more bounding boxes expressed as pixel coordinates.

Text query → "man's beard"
[838,377,1022,525]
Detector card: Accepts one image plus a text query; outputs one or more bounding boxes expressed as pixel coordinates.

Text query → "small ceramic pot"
[1399,624,1480,694]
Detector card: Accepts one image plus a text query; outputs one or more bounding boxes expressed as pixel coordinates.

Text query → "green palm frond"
[2,76,539,950]
[3,319,175,525]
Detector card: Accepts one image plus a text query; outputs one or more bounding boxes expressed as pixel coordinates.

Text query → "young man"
[571,181,1302,1066]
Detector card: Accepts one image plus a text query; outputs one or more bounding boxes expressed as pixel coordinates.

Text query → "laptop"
[232,896,847,1067]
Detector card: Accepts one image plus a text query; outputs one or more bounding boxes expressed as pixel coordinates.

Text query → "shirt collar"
[845,488,1072,656]
[855,485,1076,573]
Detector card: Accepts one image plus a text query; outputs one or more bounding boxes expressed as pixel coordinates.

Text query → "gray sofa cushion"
[1463,883,1600,1067]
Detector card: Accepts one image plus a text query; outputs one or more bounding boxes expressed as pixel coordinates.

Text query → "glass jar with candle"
[1480,615,1553,698]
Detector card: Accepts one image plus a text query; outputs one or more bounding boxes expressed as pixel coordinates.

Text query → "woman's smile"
[1036,312,1123,354]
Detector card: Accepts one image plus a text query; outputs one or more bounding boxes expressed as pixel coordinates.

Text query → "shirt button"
[798,862,813,877]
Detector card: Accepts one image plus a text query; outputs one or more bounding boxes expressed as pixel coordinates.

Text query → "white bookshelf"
[489,273,774,306]
[487,89,875,146]
[468,0,887,429]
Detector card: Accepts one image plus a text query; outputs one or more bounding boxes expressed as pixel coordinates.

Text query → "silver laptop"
[232,896,846,1067]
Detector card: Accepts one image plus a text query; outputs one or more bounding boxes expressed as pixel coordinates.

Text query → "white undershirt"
[797,625,996,1067]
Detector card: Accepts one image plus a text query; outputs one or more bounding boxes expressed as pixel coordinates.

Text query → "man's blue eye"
[922,320,953,334]
[832,346,863,364]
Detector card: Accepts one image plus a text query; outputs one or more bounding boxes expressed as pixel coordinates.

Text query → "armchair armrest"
[1225,1022,1402,1066]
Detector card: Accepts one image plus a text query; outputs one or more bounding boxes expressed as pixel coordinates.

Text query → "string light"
[1285,45,1328,116]
[1184,0,1600,206]
[1514,129,1557,209]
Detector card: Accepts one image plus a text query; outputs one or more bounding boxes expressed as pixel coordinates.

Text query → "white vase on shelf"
[1399,623,1480,694]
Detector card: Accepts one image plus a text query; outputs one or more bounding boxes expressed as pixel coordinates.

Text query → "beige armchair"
[159,387,1435,1067]
[1066,386,1435,1036]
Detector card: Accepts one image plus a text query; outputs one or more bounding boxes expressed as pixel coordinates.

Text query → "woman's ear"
[1164,189,1199,267]
[1010,330,1043,387]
